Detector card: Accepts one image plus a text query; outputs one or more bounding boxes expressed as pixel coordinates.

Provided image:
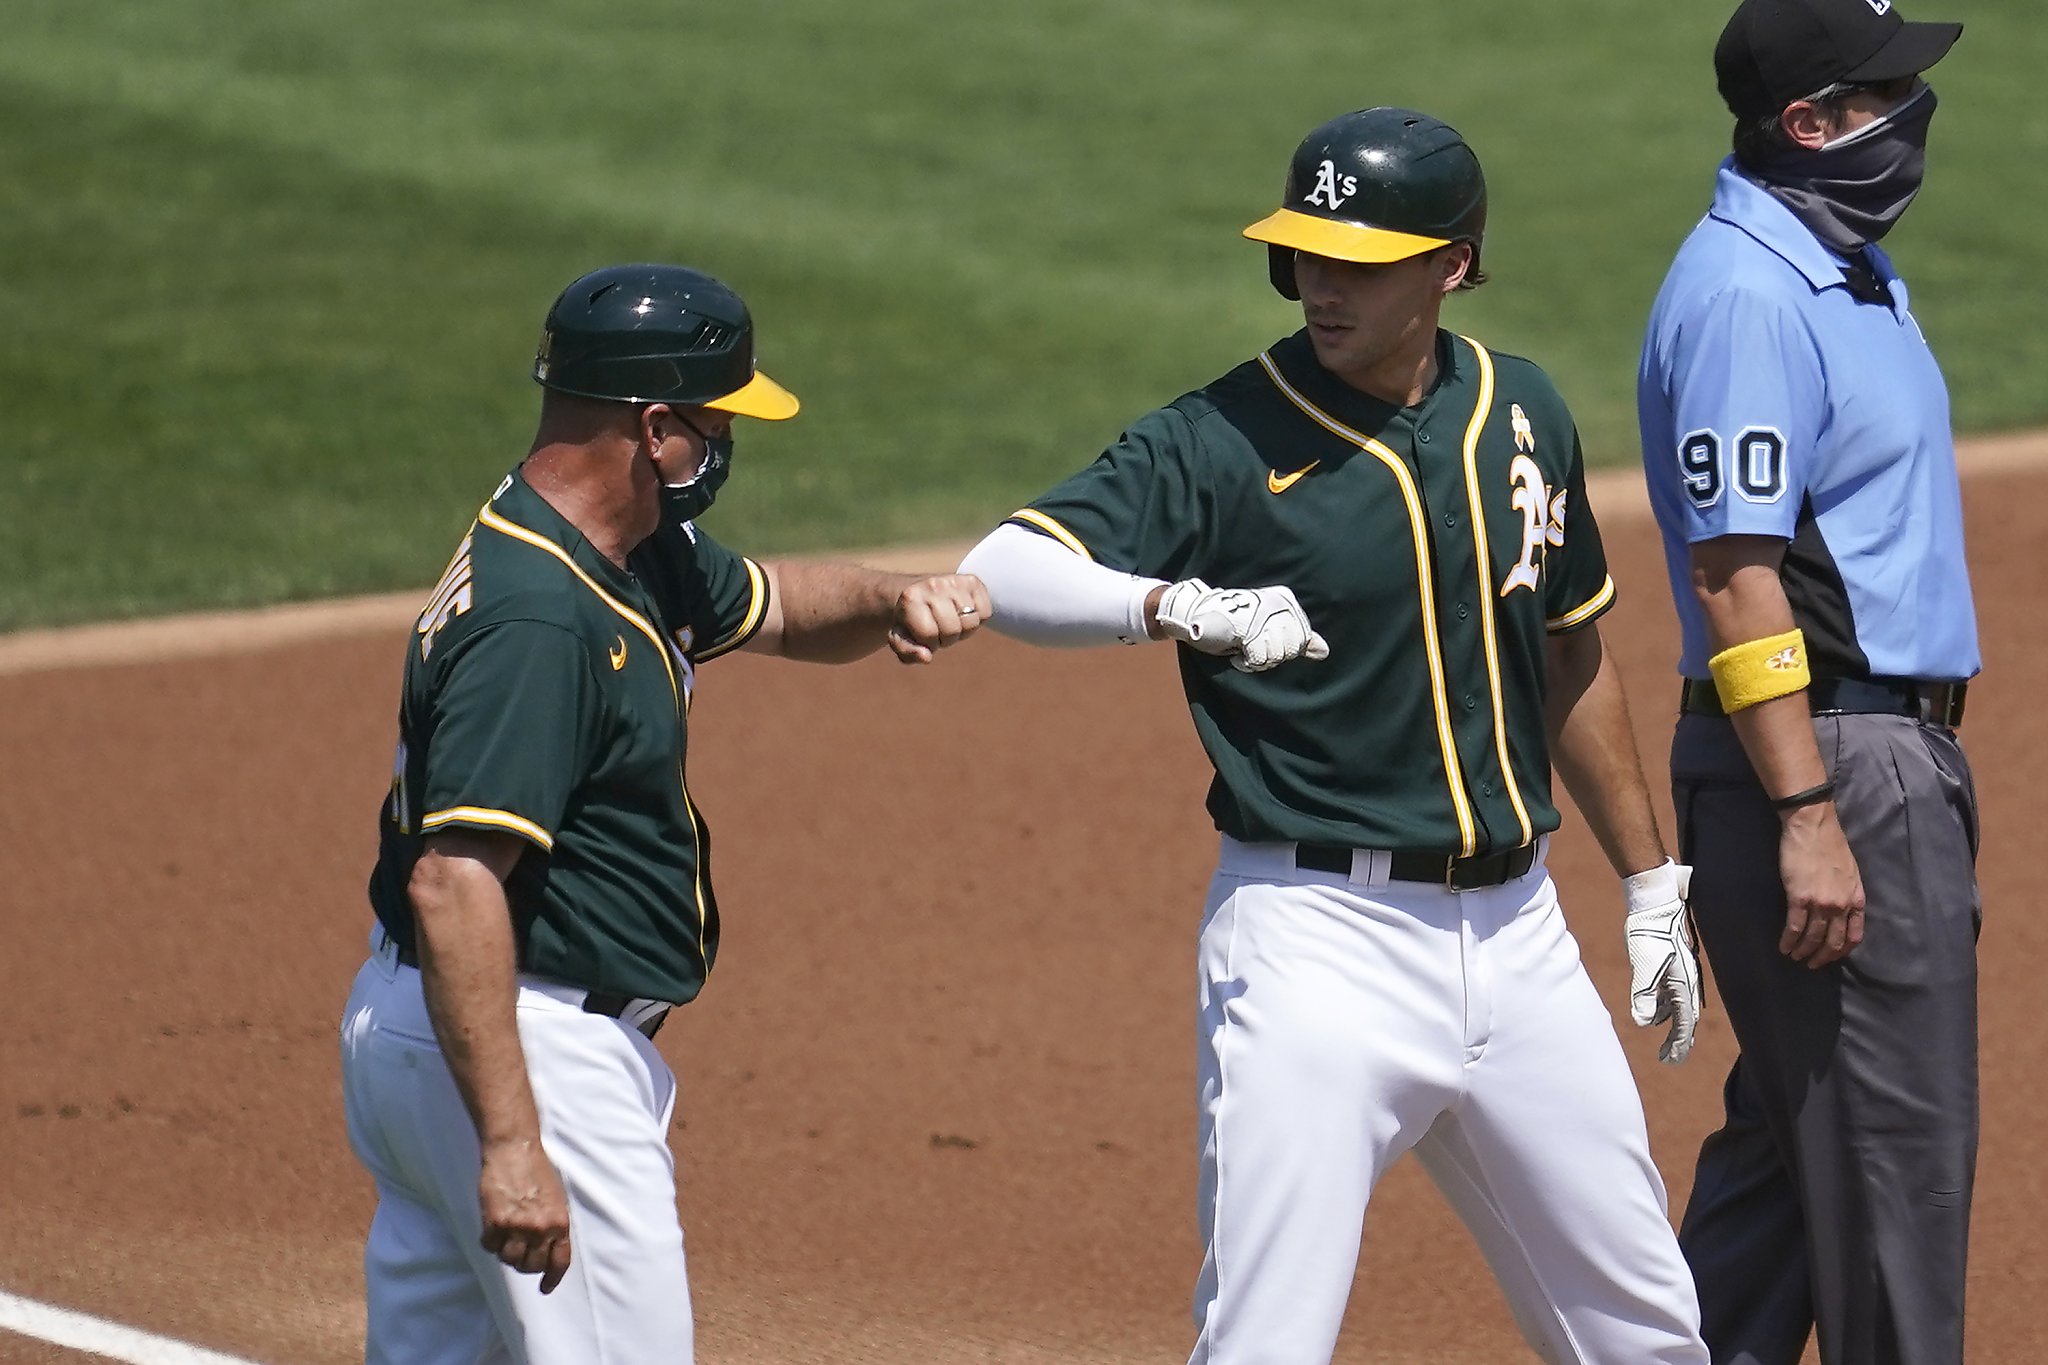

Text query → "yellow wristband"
[1708,629,1810,713]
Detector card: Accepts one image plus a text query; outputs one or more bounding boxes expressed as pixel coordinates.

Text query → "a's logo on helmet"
[1306,159,1359,212]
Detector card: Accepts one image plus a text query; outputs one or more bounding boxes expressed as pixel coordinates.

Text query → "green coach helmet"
[1244,108,1488,300]
[532,264,799,419]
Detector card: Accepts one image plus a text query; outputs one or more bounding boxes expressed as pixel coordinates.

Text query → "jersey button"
[1456,603,1470,620]
[1443,512,1457,528]
[1481,781,1496,796]
[1418,431,1432,444]
[1464,693,1478,710]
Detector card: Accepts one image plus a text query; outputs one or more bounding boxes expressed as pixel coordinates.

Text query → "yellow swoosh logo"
[1267,461,1319,494]
[609,635,627,671]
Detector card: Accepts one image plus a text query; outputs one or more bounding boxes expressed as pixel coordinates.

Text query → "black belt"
[1679,676,1966,728]
[1294,842,1537,891]
[391,940,668,1039]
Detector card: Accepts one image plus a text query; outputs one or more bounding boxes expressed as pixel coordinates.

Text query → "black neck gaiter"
[1746,85,1938,255]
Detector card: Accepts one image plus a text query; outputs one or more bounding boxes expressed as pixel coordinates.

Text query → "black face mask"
[1749,85,1937,255]
[655,413,734,526]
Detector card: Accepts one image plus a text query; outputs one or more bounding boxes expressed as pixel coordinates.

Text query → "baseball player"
[1638,2,1980,1360]
[338,263,990,1365]
[959,109,1709,1364]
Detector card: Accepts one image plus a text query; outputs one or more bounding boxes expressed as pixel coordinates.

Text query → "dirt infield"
[4,457,2046,1363]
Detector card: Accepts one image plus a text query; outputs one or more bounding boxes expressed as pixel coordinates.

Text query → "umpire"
[1637,2,1980,1362]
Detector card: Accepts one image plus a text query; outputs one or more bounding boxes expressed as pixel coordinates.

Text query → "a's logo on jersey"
[417,534,475,660]
[609,635,628,671]
[1267,461,1319,495]
[671,625,696,656]
[1766,644,1804,671]
[1510,404,1535,453]
[1305,159,1358,211]
[1861,0,1891,13]
[1500,454,1565,597]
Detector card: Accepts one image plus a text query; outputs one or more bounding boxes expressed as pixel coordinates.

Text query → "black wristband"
[1771,780,1837,812]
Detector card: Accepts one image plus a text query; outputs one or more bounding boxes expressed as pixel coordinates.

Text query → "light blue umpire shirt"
[1637,159,1980,683]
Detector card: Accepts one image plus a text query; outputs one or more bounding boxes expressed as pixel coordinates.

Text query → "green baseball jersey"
[1012,329,1614,857]
[367,468,771,1004]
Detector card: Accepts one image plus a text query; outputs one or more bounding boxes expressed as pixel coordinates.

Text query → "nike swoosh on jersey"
[609,635,628,670]
[1267,462,1319,494]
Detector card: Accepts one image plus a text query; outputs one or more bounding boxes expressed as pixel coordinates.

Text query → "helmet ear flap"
[1268,245,1300,300]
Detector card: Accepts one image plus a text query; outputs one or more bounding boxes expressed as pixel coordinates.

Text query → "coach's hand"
[1624,859,1702,1064]
[888,573,993,664]
[1155,579,1331,673]
[479,1137,573,1294]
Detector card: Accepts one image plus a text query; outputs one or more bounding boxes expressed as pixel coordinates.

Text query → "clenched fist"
[888,572,993,663]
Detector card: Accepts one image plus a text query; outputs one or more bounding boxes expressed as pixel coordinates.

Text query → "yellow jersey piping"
[421,805,555,851]
[1455,337,1534,848]
[1547,575,1617,632]
[1008,508,1094,561]
[696,556,770,661]
[1256,351,1478,854]
[681,785,709,970]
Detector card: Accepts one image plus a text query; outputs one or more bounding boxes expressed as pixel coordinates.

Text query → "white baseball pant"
[339,930,692,1365]
[1188,838,1706,1365]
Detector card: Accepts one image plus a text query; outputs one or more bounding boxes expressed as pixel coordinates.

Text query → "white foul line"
[0,1290,267,1364]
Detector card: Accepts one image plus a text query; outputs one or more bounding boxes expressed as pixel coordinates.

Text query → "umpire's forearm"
[1545,625,1668,878]
[410,852,545,1153]
[1690,549,1831,802]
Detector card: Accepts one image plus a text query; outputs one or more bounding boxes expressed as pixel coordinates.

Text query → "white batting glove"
[1155,579,1331,674]
[1623,859,1703,1065]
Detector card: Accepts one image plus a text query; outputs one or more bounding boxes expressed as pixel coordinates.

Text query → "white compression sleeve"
[956,523,1167,647]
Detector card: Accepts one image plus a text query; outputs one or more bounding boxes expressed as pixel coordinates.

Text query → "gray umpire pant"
[1671,711,1980,1365]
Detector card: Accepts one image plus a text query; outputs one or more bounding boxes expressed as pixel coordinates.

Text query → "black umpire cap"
[1715,0,1962,120]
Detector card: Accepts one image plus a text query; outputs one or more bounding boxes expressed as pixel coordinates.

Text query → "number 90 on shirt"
[1676,427,1789,509]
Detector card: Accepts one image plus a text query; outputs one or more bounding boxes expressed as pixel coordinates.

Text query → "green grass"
[2,0,2041,627]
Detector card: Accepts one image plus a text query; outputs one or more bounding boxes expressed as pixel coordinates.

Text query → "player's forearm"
[410,856,545,1152]
[762,560,921,662]
[1545,625,1668,878]
[957,523,1163,645]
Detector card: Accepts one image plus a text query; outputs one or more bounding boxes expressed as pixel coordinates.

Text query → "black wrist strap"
[1771,779,1837,812]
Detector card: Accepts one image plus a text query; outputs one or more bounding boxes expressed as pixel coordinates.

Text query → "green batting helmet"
[532,264,798,419]
[1243,108,1487,300]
